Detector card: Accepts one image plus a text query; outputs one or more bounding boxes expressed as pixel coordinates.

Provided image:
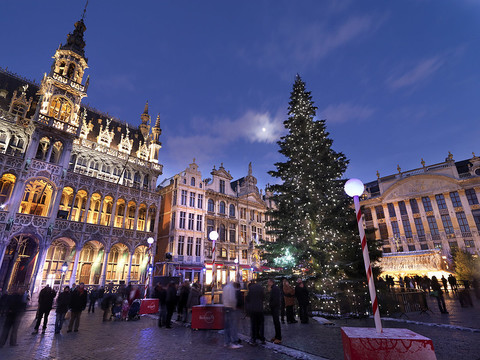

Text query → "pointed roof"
[60,19,87,58]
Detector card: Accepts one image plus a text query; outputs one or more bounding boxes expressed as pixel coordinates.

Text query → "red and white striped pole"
[209,231,219,304]
[345,179,382,333]
[145,237,154,299]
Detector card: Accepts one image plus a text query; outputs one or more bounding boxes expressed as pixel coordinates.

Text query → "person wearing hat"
[295,279,309,324]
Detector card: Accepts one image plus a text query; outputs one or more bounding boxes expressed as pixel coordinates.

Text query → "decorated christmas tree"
[263,75,380,313]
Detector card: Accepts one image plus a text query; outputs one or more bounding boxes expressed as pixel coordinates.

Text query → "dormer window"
[59,62,66,75]
[191,177,195,186]
[11,102,26,117]
[220,179,225,194]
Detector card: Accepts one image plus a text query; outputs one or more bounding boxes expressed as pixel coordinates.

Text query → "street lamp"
[59,261,68,290]
[234,258,239,282]
[145,237,155,298]
[209,230,218,303]
[344,178,382,333]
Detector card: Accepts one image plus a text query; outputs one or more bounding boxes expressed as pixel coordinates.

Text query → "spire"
[139,101,151,138]
[60,17,87,57]
[248,162,252,176]
[151,114,162,143]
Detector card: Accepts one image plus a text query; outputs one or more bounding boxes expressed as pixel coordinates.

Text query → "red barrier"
[191,304,225,330]
[139,298,159,314]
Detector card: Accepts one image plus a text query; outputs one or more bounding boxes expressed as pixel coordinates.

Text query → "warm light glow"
[344,178,364,197]
[147,237,154,245]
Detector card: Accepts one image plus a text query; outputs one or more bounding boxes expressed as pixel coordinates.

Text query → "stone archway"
[0,234,39,292]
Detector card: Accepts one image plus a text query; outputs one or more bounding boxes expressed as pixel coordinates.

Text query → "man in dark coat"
[0,286,27,347]
[32,284,57,334]
[246,280,265,345]
[268,279,282,344]
[165,282,177,328]
[154,283,167,327]
[55,286,71,334]
[295,279,309,324]
[67,283,88,332]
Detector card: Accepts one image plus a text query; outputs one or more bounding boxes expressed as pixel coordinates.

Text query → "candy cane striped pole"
[353,194,382,333]
[211,240,216,304]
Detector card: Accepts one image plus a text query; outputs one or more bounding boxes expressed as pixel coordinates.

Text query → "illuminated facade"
[361,153,480,277]
[157,162,274,286]
[0,17,163,296]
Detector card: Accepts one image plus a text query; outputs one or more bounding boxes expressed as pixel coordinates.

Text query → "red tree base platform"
[341,327,437,360]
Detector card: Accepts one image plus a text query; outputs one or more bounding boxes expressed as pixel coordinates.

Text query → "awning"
[178,266,204,271]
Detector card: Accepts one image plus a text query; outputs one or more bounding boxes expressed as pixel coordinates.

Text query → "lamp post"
[234,258,239,282]
[344,178,382,333]
[145,236,154,298]
[209,230,218,304]
[59,261,68,290]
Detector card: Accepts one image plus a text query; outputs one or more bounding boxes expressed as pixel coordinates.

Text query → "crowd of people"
[0,277,312,349]
[377,273,480,314]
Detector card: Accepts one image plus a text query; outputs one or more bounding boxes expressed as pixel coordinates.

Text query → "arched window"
[143,175,149,190]
[191,177,195,186]
[207,199,214,212]
[19,179,54,216]
[35,137,51,161]
[0,173,16,207]
[48,96,72,121]
[229,204,235,217]
[58,62,66,75]
[67,63,75,79]
[219,201,226,214]
[50,141,63,164]
[134,172,141,188]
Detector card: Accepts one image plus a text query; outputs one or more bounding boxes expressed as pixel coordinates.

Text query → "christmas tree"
[263,75,380,312]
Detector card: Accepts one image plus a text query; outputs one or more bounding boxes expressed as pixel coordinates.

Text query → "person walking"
[32,284,56,334]
[246,280,265,346]
[186,283,201,325]
[283,279,297,323]
[279,278,286,324]
[448,274,458,293]
[431,276,448,314]
[55,286,71,334]
[153,283,167,327]
[165,282,177,328]
[100,283,115,322]
[222,281,242,349]
[178,281,190,322]
[0,287,27,347]
[87,288,98,313]
[67,282,88,332]
[441,275,449,294]
[295,279,309,324]
[268,279,282,344]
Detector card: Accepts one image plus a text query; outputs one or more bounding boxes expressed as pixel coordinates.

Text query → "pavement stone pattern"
[0,293,479,360]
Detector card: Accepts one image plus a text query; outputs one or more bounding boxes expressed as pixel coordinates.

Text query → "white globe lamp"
[344,178,364,197]
[209,230,219,241]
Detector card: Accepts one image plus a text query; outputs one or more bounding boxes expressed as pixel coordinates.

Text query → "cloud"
[320,103,375,123]
[162,110,284,165]
[387,56,444,90]
[243,13,384,69]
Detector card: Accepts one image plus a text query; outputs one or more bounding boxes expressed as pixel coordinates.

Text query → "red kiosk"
[191,304,225,330]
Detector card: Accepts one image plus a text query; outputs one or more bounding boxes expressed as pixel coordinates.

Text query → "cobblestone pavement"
[0,308,296,360]
[2,297,480,360]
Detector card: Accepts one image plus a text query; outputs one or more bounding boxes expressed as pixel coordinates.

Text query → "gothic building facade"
[157,162,274,286]
[0,17,163,296]
[361,153,480,278]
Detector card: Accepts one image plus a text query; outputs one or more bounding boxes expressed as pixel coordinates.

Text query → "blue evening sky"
[2,1,480,189]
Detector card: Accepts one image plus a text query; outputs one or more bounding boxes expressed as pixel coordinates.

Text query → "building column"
[30,246,48,297]
[110,199,118,228]
[122,202,128,229]
[0,241,7,271]
[67,191,78,221]
[69,246,81,286]
[154,207,160,233]
[82,195,92,224]
[133,205,140,231]
[48,187,65,221]
[45,140,55,162]
[126,252,134,284]
[97,196,105,225]
[100,250,110,286]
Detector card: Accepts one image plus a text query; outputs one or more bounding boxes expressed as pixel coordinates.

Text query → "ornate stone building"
[157,162,273,286]
[361,153,480,278]
[0,16,163,296]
